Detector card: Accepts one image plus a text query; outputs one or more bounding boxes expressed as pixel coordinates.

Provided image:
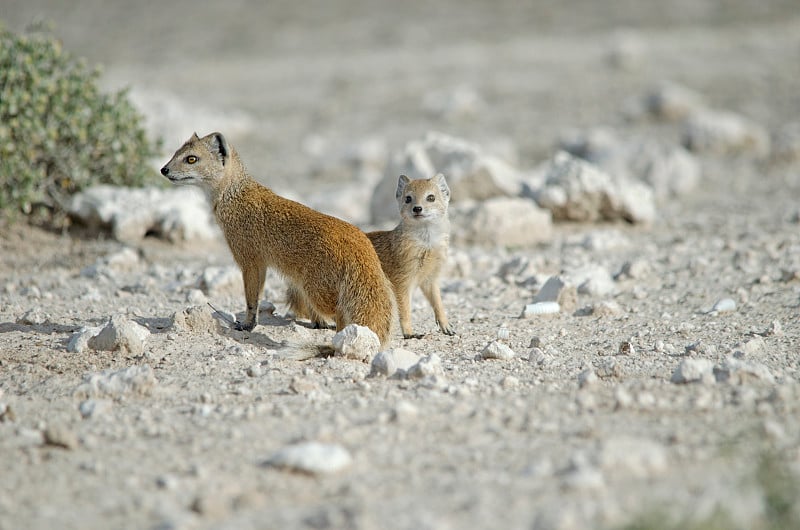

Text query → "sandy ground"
[2,1,800,529]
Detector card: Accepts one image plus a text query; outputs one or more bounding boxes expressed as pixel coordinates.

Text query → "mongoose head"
[160,132,238,192]
[395,173,450,223]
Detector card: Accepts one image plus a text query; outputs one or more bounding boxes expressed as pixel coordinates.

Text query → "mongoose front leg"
[236,264,267,331]
[421,281,455,336]
[397,286,423,339]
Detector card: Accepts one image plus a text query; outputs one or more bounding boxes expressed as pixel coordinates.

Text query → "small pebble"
[43,424,79,450]
[266,442,352,475]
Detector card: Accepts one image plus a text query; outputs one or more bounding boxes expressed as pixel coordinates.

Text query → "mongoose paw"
[234,320,255,332]
[441,326,456,336]
[403,333,425,340]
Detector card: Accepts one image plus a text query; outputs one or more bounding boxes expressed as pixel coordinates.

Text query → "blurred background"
[3,0,799,195]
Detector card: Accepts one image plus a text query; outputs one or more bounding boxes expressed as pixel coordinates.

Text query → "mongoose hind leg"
[421,281,455,336]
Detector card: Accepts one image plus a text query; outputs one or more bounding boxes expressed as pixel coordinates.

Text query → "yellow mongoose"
[160,132,396,348]
[369,174,455,338]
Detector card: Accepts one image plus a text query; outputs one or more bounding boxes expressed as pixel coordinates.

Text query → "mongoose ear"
[190,132,200,141]
[395,175,411,200]
[433,173,450,200]
[206,132,230,165]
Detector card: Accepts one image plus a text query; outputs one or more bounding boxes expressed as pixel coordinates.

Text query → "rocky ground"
[2,1,800,529]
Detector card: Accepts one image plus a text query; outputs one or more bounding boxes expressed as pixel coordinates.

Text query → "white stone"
[79,399,113,419]
[88,315,150,356]
[480,341,516,360]
[567,265,616,297]
[74,365,158,399]
[198,266,242,294]
[68,185,219,242]
[67,326,104,353]
[714,357,775,385]
[578,369,598,388]
[332,324,380,363]
[533,151,656,224]
[266,442,352,475]
[671,358,716,384]
[683,109,770,156]
[521,302,561,318]
[451,197,552,247]
[406,353,445,379]
[710,298,736,313]
[171,305,221,334]
[369,348,422,378]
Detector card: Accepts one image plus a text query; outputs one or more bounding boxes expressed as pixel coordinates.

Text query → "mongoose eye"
[426,194,435,202]
[186,155,198,164]
[404,196,412,204]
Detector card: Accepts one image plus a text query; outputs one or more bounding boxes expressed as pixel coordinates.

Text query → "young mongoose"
[368,174,455,338]
[160,132,397,348]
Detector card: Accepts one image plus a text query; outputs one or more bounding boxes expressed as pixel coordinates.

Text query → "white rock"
[171,305,221,334]
[598,436,668,478]
[521,302,561,318]
[533,151,656,224]
[683,109,770,156]
[480,341,516,360]
[533,276,566,303]
[369,348,422,378]
[370,132,524,223]
[332,324,380,363]
[88,315,150,356]
[643,81,705,121]
[68,185,219,242]
[266,442,352,475]
[710,298,736,314]
[390,400,419,422]
[406,353,445,379]
[714,357,775,385]
[578,369,598,389]
[74,365,158,399]
[17,308,48,326]
[198,266,242,294]
[451,197,552,246]
[671,358,716,384]
[567,265,616,297]
[67,326,104,353]
[79,398,113,419]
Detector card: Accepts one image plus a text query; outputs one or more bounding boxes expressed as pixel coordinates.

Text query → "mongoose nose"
[160,167,169,176]
[413,206,423,214]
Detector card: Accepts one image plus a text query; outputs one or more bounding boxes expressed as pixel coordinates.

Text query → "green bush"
[0,23,159,221]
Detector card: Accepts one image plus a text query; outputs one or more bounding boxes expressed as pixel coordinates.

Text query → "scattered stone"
[332,324,380,363]
[597,358,622,379]
[578,369,598,389]
[67,326,104,354]
[68,185,219,242]
[533,151,656,224]
[617,341,635,356]
[171,305,221,334]
[671,358,715,384]
[451,197,553,247]
[266,442,353,475]
[529,275,578,313]
[762,320,783,337]
[79,399,113,419]
[521,301,560,318]
[598,436,668,478]
[74,365,158,399]
[683,109,770,156]
[199,266,242,294]
[480,341,516,361]
[371,132,524,223]
[390,400,419,422]
[43,424,79,450]
[406,353,445,379]
[246,364,263,378]
[88,315,150,356]
[616,259,652,280]
[567,265,616,297]
[710,298,737,314]
[16,308,48,326]
[592,301,624,317]
[369,348,422,378]
[714,357,775,385]
[642,81,705,121]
